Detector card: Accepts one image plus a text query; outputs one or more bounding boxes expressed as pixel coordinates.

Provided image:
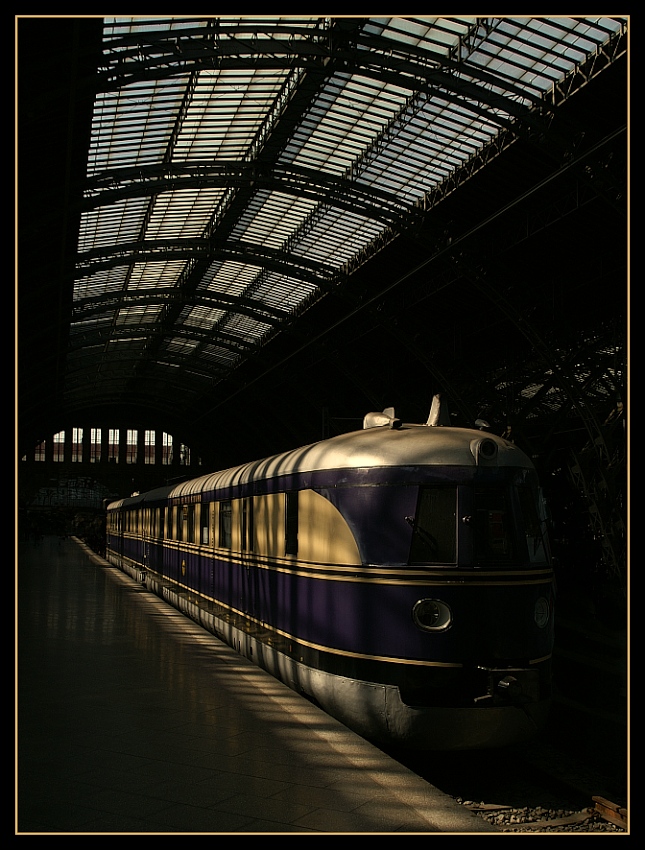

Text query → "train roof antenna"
[427,394,451,426]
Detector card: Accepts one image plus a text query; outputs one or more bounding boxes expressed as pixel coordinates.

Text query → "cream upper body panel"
[250,490,361,565]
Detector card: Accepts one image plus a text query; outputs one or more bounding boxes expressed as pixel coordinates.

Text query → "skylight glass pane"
[183,305,227,329]
[233,192,318,250]
[87,79,188,175]
[146,188,225,239]
[174,68,289,162]
[115,305,163,326]
[127,261,189,289]
[78,197,149,252]
[202,260,264,297]
[73,267,129,301]
[283,75,409,176]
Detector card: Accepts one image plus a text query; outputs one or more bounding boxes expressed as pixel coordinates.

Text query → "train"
[105,395,555,751]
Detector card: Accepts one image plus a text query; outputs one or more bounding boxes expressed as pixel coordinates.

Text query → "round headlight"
[534,596,550,628]
[413,598,452,632]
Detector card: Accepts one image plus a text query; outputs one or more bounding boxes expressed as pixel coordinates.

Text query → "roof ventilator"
[363,407,402,430]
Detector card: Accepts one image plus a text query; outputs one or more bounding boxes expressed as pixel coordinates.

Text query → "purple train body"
[106,398,555,750]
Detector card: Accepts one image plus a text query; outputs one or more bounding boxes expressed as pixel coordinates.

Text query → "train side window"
[241,498,254,551]
[285,491,298,556]
[201,503,210,545]
[219,500,232,548]
[177,506,184,542]
[186,504,195,543]
[409,486,456,564]
[284,491,298,555]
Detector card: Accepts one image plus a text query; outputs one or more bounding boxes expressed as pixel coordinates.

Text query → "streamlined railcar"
[105,397,554,750]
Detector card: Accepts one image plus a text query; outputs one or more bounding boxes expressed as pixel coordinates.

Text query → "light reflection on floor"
[17,536,494,834]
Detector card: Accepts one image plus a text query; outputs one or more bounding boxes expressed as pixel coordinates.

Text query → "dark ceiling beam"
[74,236,338,289]
[63,355,234,388]
[445,250,618,467]
[71,287,289,327]
[82,162,421,229]
[64,363,221,394]
[62,362,212,402]
[58,390,202,426]
[96,21,541,110]
[98,50,524,136]
[112,15,625,98]
[69,321,259,356]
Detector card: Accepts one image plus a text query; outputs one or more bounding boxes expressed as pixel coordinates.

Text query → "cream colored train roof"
[168,423,531,499]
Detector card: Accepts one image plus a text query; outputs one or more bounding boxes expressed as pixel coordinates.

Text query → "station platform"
[17,535,496,834]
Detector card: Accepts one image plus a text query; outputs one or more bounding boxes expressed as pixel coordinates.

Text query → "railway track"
[461,796,627,832]
[463,740,627,832]
[382,618,628,835]
[396,601,628,832]
[387,736,628,833]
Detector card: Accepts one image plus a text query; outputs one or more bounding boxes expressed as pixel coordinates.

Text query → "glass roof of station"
[68,16,627,413]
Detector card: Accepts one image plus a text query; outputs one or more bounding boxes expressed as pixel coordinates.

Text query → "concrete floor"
[17,535,495,834]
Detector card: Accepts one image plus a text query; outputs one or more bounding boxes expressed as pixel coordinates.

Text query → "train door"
[209,501,218,600]
[118,509,124,560]
[141,508,148,570]
[241,497,256,618]
[149,507,163,573]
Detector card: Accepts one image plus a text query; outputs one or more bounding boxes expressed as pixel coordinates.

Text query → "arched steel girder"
[45,395,177,427]
[70,321,259,358]
[95,18,626,146]
[63,354,228,395]
[74,236,340,290]
[66,317,283,391]
[97,21,543,121]
[81,162,422,230]
[72,287,290,327]
[62,380,202,415]
[65,366,224,395]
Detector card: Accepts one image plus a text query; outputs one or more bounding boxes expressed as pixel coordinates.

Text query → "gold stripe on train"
[113,555,553,669]
[127,538,553,586]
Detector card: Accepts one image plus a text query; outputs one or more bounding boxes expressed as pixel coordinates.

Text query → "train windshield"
[408,486,456,564]
[471,476,550,566]
[473,485,515,564]
[516,479,550,565]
